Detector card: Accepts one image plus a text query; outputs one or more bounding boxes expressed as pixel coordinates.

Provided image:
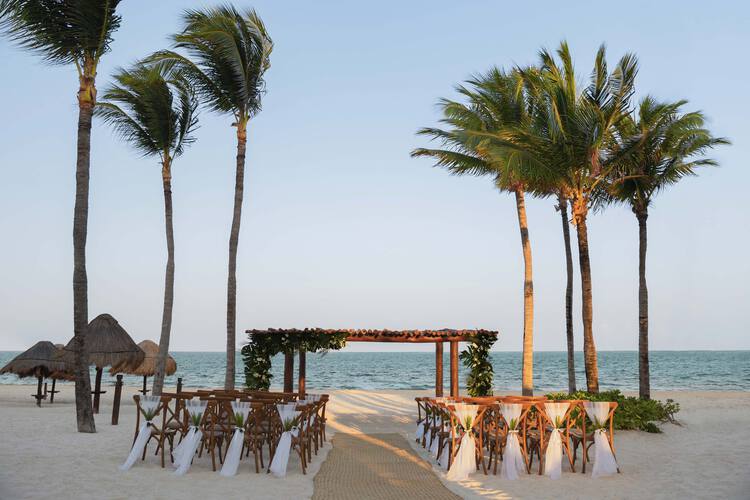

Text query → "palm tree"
[499,43,638,392]
[556,191,577,393]
[413,68,538,395]
[96,65,198,395]
[0,0,122,432]
[149,7,272,390]
[607,96,728,399]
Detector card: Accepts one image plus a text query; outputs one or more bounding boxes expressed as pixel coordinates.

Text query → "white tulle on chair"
[543,402,570,479]
[119,395,161,471]
[173,400,207,476]
[584,402,619,478]
[269,405,301,477]
[445,403,479,481]
[220,401,252,477]
[500,403,526,480]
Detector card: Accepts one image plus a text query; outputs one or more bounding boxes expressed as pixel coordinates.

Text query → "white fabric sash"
[269,406,301,477]
[119,396,160,471]
[173,400,207,476]
[220,402,252,477]
[584,402,618,477]
[429,419,441,457]
[543,402,570,479]
[445,403,479,481]
[415,417,425,442]
[500,403,526,480]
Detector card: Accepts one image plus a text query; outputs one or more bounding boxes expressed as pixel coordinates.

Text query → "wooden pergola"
[245,329,498,398]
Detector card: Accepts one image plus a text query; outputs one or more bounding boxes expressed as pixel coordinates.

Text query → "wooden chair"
[571,401,619,473]
[131,395,169,467]
[444,403,490,474]
[527,400,578,475]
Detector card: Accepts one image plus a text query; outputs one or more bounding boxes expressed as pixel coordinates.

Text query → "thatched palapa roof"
[61,314,144,371]
[0,341,74,380]
[110,340,176,377]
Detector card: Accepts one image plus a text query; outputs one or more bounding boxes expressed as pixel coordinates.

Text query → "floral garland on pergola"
[460,331,498,396]
[241,328,498,393]
[241,330,348,390]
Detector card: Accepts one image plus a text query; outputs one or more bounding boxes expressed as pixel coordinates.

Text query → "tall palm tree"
[556,191,576,393]
[413,68,539,395]
[1,0,121,432]
[608,96,728,399]
[500,43,638,392]
[149,6,272,390]
[96,65,198,395]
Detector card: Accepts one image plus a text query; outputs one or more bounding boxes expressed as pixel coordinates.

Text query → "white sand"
[1,385,749,499]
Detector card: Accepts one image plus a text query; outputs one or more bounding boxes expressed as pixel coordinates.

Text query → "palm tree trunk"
[558,194,576,393]
[637,209,650,399]
[514,188,534,396]
[572,198,599,393]
[225,121,247,390]
[73,66,96,433]
[153,157,175,396]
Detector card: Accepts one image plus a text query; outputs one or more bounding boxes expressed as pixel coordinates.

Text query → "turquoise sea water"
[0,351,748,392]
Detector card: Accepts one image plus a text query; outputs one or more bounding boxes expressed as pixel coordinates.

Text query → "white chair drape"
[584,402,619,478]
[173,400,207,476]
[415,416,425,442]
[119,395,161,471]
[500,403,526,480]
[445,403,479,481]
[269,405,301,477]
[220,401,252,477]
[543,402,570,479]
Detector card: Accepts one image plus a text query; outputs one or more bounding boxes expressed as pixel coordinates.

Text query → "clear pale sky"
[1,1,748,352]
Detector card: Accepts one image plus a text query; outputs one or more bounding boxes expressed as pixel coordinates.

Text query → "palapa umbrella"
[60,313,144,413]
[110,339,176,395]
[0,341,73,406]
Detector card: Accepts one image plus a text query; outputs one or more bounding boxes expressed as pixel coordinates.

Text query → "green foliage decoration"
[545,389,680,433]
[241,329,348,390]
[459,331,498,396]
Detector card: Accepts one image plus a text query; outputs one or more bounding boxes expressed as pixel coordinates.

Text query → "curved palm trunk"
[514,189,534,396]
[572,199,599,393]
[73,66,96,433]
[558,194,576,394]
[153,157,175,396]
[225,122,247,390]
[637,209,650,399]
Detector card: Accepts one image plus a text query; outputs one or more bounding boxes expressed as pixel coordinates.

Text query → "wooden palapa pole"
[450,341,459,398]
[435,341,443,397]
[92,366,103,414]
[35,375,43,407]
[283,351,294,393]
[111,374,123,425]
[298,348,306,397]
[141,375,150,395]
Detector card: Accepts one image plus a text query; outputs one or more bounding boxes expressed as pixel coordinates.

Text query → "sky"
[0,1,748,353]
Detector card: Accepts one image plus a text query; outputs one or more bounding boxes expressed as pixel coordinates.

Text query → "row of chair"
[416,395,619,478]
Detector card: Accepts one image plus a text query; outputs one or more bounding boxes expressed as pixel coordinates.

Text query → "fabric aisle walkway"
[312,433,459,500]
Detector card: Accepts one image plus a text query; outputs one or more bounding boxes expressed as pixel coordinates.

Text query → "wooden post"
[141,375,150,395]
[298,348,306,398]
[49,378,57,403]
[112,374,123,425]
[435,342,444,397]
[450,341,459,398]
[93,366,103,414]
[176,377,183,393]
[283,351,294,393]
[35,375,43,407]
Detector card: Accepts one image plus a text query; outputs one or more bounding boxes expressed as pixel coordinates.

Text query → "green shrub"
[545,389,680,433]
[459,332,498,396]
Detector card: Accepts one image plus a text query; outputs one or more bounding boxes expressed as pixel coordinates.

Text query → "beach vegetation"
[96,64,199,396]
[148,6,273,390]
[604,98,728,399]
[546,389,680,432]
[0,0,123,433]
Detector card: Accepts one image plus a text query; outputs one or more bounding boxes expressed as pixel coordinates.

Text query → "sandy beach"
[1,385,748,500]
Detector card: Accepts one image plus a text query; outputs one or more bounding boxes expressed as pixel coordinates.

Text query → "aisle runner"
[313,433,458,500]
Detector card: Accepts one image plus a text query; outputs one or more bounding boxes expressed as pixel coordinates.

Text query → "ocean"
[1,350,748,393]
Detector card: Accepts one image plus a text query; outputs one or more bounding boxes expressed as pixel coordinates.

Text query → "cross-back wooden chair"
[571,401,619,473]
